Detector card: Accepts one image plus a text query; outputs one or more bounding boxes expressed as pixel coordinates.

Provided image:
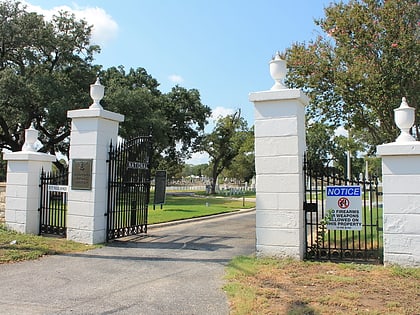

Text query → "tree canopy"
[0,1,211,175]
[0,1,99,157]
[100,66,211,171]
[200,111,250,194]
[285,0,419,155]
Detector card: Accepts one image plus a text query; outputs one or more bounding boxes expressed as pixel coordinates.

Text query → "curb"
[149,207,256,229]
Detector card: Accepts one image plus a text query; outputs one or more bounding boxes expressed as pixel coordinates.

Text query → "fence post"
[249,53,309,259]
[4,124,56,234]
[377,97,420,267]
[66,78,124,244]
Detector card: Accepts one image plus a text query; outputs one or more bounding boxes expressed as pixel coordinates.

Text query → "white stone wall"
[66,108,124,244]
[377,142,420,267]
[250,89,308,259]
[0,183,6,222]
[3,152,55,234]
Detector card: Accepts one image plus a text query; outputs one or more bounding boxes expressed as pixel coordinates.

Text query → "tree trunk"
[210,162,219,194]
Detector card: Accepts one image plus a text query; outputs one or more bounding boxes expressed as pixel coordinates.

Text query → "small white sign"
[326,185,362,231]
[48,185,68,193]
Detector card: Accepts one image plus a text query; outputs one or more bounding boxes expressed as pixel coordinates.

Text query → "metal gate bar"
[303,156,383,263]
[39,169,68,236]
[106,135,152,241]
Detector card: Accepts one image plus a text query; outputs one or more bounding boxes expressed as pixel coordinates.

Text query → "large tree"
[100,66,211,173]
[200,111,249,194]
[285,0,419,154]
[224,126,255,184]
[0,1,99,160]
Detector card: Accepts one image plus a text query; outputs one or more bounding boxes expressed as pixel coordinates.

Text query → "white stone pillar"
[377,97,420,267]
[4,125,56,234]
[66,79,124,244]
[249,53,308,259]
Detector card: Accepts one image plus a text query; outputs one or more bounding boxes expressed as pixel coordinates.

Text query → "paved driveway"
[0,210,255,315]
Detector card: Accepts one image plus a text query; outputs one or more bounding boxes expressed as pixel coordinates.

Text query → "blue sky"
[24,0,334,163]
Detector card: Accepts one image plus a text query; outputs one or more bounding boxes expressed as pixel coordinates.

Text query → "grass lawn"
[0,192,255,263]
[225,256,420,315]
[0,226,98,264]
[148,193,254,224]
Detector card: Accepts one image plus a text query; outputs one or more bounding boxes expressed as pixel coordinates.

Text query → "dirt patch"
[226,258,420,315]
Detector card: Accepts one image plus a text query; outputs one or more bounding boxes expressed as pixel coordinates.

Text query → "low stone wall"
[0,182,5,223]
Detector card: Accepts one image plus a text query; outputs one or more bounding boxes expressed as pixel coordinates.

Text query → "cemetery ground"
[0,193,419,314]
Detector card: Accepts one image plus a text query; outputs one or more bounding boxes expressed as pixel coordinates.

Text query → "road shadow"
[107,234,237,251]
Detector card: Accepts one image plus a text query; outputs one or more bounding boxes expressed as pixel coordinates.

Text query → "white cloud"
[168,74,184,84]
[22,1,118,47]
[210,106,235,122]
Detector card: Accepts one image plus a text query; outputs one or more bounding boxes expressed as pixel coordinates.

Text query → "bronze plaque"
[71,159,93,190]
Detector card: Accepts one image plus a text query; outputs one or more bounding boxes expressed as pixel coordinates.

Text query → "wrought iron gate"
[303,157,383,263]
[106,135,152,241]
[39,169,69,236]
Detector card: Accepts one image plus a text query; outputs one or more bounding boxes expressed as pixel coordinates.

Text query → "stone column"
[377,97,420,267]
[249,53,308,259]
[66,79,124,244]
[4,124,56,234]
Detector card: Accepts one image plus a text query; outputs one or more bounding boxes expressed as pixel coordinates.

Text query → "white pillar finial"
[22,123,38,152]
[89,77,104,109]
[394,97,416,143]
[269,52,287,90]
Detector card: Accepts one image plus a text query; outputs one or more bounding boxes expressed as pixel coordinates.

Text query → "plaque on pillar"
[71,159,93,190]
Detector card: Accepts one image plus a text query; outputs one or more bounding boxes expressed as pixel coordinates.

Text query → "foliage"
[223,126,255,183]
[285,0,420,154]
[100,66,211,173]
[306,121,367,178]
[0,2,211,175]
[200,111,250,194]
[0,1,99,160]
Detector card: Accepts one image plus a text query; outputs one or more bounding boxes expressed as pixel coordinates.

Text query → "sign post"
[153,170,167,210]
[326,186,362,231]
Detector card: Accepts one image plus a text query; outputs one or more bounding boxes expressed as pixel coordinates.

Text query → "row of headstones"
[3,57,420,267]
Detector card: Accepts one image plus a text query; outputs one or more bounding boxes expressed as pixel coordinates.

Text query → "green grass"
[0,225,98,263]
[1,194,255,263]
[148,194,255,224]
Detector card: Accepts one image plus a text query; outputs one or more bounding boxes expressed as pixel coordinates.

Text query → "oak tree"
[285,0,419,154]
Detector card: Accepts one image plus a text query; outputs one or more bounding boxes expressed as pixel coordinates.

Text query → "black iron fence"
[39,169,68,236]
[106,135,152,241]
[303,157,383,263]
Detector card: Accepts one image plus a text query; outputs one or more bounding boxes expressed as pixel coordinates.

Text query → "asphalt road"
[0,210,256,315]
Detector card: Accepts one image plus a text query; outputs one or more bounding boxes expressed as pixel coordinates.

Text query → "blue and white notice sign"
[326,186,362,231]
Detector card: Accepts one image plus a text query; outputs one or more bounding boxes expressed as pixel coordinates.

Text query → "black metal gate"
[303,157,383,263]
[39,169,69,236]
[106,135,152,241]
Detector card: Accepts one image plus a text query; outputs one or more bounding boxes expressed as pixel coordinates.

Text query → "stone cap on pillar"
[377,142,420,156]
[4,151,57,162]
[249,89,309,106]
[67,108,124,123]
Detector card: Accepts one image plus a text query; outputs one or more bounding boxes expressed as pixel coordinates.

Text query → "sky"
[22,0,334,163]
